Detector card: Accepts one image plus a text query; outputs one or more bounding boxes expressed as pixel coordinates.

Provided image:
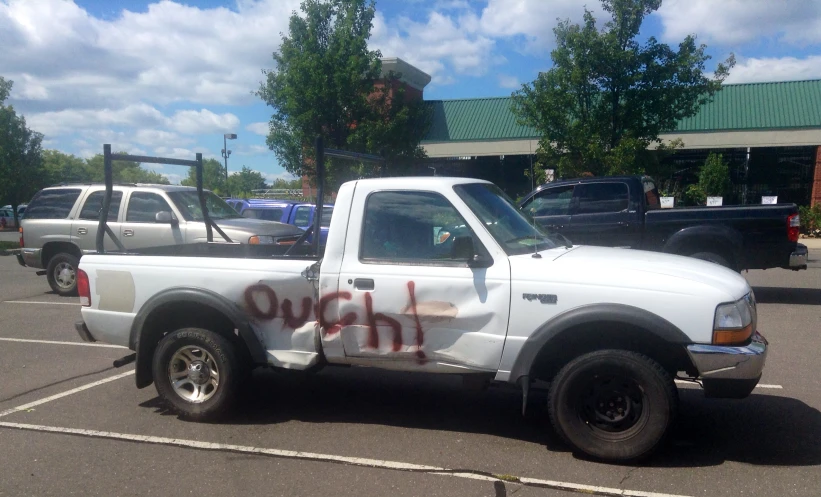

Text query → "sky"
[3,0,821,184]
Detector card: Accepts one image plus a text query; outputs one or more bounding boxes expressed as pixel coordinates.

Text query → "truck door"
[564,182,641,248]
[71,188,124,254]
[336,187,512,372]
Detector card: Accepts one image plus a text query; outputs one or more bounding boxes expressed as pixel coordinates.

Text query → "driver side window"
[360,191,482,265]
[524,186,574,217]
[126,192,173,223]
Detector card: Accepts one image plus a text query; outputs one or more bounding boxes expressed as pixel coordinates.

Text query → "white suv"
[18,184,304,295]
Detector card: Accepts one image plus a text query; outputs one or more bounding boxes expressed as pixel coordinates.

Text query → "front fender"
[507,303,691,384]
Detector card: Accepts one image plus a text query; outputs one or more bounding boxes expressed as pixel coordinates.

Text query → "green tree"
[227,166,267,197]
[270,177,303,189]
[181,158,226,193]
[42,149,93,184]
[258,0,430,188]
[84,153,170,185]
[0,77,45,227]
[512,0,735,179]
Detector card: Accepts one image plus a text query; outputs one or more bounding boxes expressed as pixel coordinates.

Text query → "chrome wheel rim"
[168,346,219,403]
[54,262,76,289]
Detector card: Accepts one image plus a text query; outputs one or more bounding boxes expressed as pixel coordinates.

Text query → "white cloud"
[370,10,496,83]
[498,74,519,89]
[246,122,270,136]
[152,147,197,160]
[657,0,821,46]
[1,0,302,112]
[169,109,240,135]
[724,56,821,84]
[478,0,606,53]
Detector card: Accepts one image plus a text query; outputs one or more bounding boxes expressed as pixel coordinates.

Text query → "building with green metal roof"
[418,79,821,206]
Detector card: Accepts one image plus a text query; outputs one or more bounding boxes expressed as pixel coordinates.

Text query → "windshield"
[167,191,241,221]
[453,183,564,256]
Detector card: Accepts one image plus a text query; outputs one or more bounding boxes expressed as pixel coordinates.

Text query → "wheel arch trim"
[507,303,692,384]
[131,287,265,388]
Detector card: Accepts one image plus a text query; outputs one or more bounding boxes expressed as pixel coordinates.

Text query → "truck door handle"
[123,229,134,237]
[354,278,375,291]
[77,227,87,235]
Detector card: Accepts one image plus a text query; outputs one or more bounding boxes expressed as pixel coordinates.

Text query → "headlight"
[249,235,275,245]
[713,293,755,345]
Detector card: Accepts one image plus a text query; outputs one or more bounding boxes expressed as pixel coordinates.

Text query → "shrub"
[799,204,821,237]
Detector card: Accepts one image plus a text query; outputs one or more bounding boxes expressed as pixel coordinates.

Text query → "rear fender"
[130,287,266,388]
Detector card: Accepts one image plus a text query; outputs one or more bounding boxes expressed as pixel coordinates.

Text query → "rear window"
[23,188,82,219]
[242,208,285,222]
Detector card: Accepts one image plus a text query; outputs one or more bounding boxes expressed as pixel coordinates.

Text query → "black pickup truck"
[518,175,808,271]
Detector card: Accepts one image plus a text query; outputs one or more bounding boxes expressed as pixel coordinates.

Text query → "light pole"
[222,133,237,185]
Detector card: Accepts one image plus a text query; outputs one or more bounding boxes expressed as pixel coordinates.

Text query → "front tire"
[548,350,677,463]
[152,328,239,421]
[46,253,79,296]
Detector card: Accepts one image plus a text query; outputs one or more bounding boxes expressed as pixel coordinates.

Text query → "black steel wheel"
[548,350,677,462]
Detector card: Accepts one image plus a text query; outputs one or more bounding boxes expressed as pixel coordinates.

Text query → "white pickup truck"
[75,177,767,462]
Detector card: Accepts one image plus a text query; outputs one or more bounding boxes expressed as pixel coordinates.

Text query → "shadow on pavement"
[140,367,821,467]
[653,389,821,467]
[752,286,821,306]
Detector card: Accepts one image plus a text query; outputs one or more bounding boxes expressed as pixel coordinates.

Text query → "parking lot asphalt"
[0,249,819,497]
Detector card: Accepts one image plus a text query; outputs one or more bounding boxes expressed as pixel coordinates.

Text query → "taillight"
[77,269,91,307]
[19,227,24,248]
[787,214,800,243]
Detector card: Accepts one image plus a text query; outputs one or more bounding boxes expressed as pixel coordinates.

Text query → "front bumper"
[686,331,768,399]
[20,248,42,268]
[788,243,808,270]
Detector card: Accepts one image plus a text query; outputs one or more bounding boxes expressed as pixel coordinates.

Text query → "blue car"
[230,198,333,244]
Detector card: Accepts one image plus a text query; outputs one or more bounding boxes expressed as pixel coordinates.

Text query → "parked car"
[518,175,808,271]
[77,176,767,463]
[17,184,305,296]
[0,204,26,229]
[235,199,333,245]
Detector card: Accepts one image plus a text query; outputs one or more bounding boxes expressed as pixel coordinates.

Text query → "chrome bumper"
[789,243,808,270]
[686,331,768,398]
[20,248,42,268]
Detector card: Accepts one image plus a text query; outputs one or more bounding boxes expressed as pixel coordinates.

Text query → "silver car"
[18,184,305,296]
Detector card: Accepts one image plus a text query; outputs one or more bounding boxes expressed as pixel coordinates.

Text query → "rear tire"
[46,253,80,296]
[547,350,677,463]
[689,251,732,269]
[152,328,239,421]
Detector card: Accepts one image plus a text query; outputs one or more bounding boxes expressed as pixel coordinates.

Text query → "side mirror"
[452,236,493,268]
[155,211,178,225]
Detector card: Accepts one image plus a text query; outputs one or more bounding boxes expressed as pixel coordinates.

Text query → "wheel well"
[674,238,737,267]
[136,301,253,386]
[529,322,696,382]
[42,242,82,266]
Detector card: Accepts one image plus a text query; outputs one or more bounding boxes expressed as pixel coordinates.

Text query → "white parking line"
[674,379,783,389]
[0,420,691,497]
[3,300,82,306]
[0,370,134,418]
[0,337,127,349]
